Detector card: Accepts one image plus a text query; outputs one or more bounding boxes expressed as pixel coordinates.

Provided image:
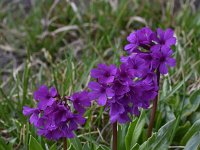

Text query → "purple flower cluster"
[124,27,176,74]
[23,85,91,140]
[89,27,176,124]
[89,62,158,124]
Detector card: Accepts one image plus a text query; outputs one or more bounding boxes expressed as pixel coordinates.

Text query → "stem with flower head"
[147,70,160,138]
[112,122,117,150]
[63,138,67,150]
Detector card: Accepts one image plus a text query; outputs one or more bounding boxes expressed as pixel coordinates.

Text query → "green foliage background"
[0,0,200,149]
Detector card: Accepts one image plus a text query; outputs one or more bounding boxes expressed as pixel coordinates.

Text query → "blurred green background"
[0,0,200,150]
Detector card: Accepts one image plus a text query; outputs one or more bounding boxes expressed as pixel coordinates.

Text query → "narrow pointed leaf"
[29,135,43,150]
[184,132,200,150]
[181,119,200,145]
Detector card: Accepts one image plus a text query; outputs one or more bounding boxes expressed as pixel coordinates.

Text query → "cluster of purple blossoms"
[89,27,176,124]
[23,85,91,140]
[89,63,158,124]
[124,27,176,74]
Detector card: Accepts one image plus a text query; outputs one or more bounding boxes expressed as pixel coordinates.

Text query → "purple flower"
[124,27,176,75]
[110,105,131,124]
[138,82,158,108]
[112,80,130,95]
[120,53,136,63]
[124,32,140,53]
[110,100,125,117]
[70,91,91,114]
[110,111,131,124]
[91,64,117,84]
[151,28,176,50]
[33,85,57,110]
[126,55,148,78]
[38,128,63,140]
[136,27,153,45]
[152,45,176,74]
[142,71,157,85]
[88,81,114,106]
[116,64,132,83]
[138,53,154,70]
[23,85,90,140]
[61,125,75,138]
[66,113,86,131]
[124,27,153,53]
[23,106,40,126]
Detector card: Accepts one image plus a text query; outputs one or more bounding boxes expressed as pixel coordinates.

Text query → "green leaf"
[29,135,43,150]
[70,137,82,150]
[184,132,200,150]
[125,111,145,150]
[81,135,99,146]
[139,133,157,150]
[189,91,200,110]
[155,111,163,131]
[125,119,137,150]
[49,143,57,150]
[22,61,30,107]
[0,137,13,150]
[118,124,128,150]
[181,119,200,145]
[151,119,176,150]
[161,73,192,102]
[83,142,90,150]
[175,121,191,143]
[131,143,140,150]
[182,91,200,118]
[139,119,176,150]
[96,145,110,150]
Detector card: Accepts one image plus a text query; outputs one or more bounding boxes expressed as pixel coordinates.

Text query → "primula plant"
[23,27,176,150]
[23,85,91,149]
[123,27,176,138]
[88,27,176,150]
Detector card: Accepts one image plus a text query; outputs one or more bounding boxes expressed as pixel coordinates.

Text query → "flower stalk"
[147,70,160,138]
[112,122,117,150]
[63,138,67,150]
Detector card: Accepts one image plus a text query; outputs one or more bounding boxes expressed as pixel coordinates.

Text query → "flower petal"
[49,87,57,97]
[127,32,137,43]
[88,91,100,100]
[110,102,124,116]
[91,68,103,78]
[165,37,176,46]
[157,28,164,40]
[88,81,101,91]
[99,76,114,84]
[74,115,86,125]
[33,85,49,101]
[159,63,168,74]
[164,28,174,40]
[150,44,161,52]
[97,94,107,106]
[106,88,115,98]
[30,112,39,125]
[124,44,137,51]
[110,114,119,124]
[166,58,176,67]
[23,106,37,116]
[118,112,131,124]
